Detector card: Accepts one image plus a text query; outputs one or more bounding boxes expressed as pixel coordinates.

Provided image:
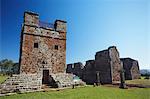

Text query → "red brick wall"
[19,12,66,74]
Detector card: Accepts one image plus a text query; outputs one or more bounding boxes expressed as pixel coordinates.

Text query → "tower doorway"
[42,70,50,84]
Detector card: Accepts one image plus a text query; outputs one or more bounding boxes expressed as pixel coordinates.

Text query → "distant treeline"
[0,59,19,75]
[140,69,150,76]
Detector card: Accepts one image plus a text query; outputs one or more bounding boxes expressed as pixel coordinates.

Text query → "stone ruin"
[67,46,141,84]
[66,62,84,78]
[67,46,122,84]
[0,11,84,94]
[120,58,141,80]
[95,46,122,84]
[0,11,141,94]
[82,60,96,84]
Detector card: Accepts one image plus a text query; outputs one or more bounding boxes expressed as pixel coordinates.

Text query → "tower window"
[54,45,58,50]
[34,43,38,48]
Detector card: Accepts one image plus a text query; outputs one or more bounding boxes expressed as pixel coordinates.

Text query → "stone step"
[51,73,85,88]
[0,74,42,94]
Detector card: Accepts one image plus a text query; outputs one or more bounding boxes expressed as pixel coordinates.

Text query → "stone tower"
[19,11,66,76]
[0,12,83,93]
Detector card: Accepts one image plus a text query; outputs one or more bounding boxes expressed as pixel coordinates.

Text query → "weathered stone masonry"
[121,58,141,80]
[67,46,141,84]
[0,11,69,93]
[82,60,96,84]
[0,11,86,94]
[20,11,66,75]
[95,46,122,84]
[66,62,83,78]
[67,46,122,84]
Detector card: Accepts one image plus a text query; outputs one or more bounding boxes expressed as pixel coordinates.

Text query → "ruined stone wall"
[131,61,141,79]
[66,62,83,78]
[66,64,73,73]
[67,46,122,84]
[121,58,140,80]
[120,58,132,80]
[19,11,66,74]
[95,49,112,84]
[82,60,96,84]
[74,62,84,78]
[95,46,121,84]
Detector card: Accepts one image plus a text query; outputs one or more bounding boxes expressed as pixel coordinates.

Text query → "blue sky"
[0,0,149,69]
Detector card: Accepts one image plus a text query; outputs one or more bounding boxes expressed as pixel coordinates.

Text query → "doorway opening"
[42,70,58,88]
[42,70,50,84]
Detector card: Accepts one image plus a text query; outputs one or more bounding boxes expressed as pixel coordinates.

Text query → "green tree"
[12,63,20,74]
[0,59,15,75]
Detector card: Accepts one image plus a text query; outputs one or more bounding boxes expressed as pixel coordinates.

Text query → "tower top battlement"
[23,11,66,33]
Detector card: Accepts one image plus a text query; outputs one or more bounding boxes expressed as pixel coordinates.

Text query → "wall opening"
[42,70,50,84]
[54,45,58,50]
[34,43,38,48]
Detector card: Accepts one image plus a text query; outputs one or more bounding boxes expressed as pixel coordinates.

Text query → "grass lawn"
[0,75,9,84]
[0,86,150,99]
[126,79,150,86]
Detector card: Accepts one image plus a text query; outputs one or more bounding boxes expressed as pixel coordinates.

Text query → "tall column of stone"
[108,46,122,82]
[119,69,126,88]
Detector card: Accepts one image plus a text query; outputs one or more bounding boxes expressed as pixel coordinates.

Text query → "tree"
[12,63,20,74]
[0,59,16,75]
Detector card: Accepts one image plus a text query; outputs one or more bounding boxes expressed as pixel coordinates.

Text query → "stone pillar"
[119,68,126,89]
[96,71,101,86]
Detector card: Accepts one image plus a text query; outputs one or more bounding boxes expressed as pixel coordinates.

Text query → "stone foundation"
[0,73,85,94]
[0,74,42,94]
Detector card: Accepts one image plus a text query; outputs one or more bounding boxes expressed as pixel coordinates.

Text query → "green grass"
[0,75,149,99]
[0,86,150,99]
[0,75,9,84]
[126,79,150,86]
[140,76,146,79]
